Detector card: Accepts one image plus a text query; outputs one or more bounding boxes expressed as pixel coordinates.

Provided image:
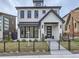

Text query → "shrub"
[5,35,13,42]
[41,38,45,42]
[29,40,32,42]
[17,40,20,42]
[21,39,26,42]
[34,39,38,42]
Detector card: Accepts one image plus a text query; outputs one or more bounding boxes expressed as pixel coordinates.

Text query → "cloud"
[9,0,61,6]
[0,0,16,16]
[59,0,79,17]
[1,0,79,17]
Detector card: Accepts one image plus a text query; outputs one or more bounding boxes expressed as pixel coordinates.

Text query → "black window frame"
[20,10,24,18]
[27,10,31,18]
[42,10,46,14]
[20,26,38,38]
[34,10,39,18]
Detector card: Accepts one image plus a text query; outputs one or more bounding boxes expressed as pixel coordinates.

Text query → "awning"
[18,22,39,27]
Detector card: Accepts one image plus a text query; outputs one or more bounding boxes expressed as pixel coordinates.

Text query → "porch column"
[58,23,60,40]
[18,27,20,40]
[38,28,41,40]
[41,23,44,38]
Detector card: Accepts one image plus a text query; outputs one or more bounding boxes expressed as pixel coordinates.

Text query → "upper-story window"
[42,10,46,14]
[69,25,70,29]
[27,10,31,18]
[20,10,24,18]
[35,2,41,7]
[34,10,38,18]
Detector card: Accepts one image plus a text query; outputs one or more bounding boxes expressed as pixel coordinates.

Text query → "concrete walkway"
[49,39,72,55]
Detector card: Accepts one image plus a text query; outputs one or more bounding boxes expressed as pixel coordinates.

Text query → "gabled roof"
[65,14,71,26]
[0,12,16,17]
[39,10,64,23]
[63,7,79,18]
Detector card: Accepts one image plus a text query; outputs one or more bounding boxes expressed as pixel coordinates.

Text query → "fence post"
[33,41,35,52]
[48,41,50,52]
[4,41,6,52]
[18,41,20,52]
[68,34,71,51]
[58,35,61,50]
[58,40,60,50]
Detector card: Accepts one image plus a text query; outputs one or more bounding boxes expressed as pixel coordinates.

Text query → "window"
[42,10,46,14]
[27,10,31,18]
[34,27,38,38]
[20,27,25,38]
[34,10,38,18]
[20,10,24,18]
[69,25,70,29]
[65,26,67,30]
[25,26,29,38]
[75,23,76,28]
[35,2,42,7]
[20,26,38,38]
[29,27,33,38]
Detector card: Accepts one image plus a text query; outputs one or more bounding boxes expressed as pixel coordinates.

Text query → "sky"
[0,0,79,17]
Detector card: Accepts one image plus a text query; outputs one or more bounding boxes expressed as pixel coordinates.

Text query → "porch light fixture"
[42,25,43,28]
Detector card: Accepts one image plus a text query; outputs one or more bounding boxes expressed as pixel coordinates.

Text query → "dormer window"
[20,10,24,18]
[33,0,44,7]
[27,10,31,18]
[34,10,39,18]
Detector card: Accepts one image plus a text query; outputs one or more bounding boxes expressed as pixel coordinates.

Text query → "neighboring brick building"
[0,12,16,41]
[63,8,79,38]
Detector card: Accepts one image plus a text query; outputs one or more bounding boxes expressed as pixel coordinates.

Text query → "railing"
[0,41,49,53]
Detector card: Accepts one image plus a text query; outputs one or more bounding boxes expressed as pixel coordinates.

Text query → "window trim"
[20,26,38,38]
[20,10,24,18]
[34,10,39,18]
[27,10,31,18]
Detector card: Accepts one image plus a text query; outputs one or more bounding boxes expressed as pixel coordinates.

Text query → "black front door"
[47,26,52,38]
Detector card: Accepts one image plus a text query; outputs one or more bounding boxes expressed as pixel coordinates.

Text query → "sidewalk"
[2,54,79,58]
[49,40,72,55]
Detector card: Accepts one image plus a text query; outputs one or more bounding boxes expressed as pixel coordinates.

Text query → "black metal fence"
[0,35,79,54]
[0,41,49,53]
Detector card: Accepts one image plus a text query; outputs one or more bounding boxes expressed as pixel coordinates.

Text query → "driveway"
[48,39,72,55]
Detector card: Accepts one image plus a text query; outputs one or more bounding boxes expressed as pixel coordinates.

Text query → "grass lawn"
[0,41,49,53]
[61,39,79,53]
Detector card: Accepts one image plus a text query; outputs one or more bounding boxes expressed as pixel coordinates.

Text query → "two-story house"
[63,8,79,38]
[16,0,64,41]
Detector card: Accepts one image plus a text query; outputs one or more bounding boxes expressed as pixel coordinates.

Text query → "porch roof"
[18,22,39,27]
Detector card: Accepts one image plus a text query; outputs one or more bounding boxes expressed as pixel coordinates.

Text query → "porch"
[44,22,59,41]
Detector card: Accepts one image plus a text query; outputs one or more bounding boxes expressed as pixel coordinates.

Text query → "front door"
[47,26,52,38]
